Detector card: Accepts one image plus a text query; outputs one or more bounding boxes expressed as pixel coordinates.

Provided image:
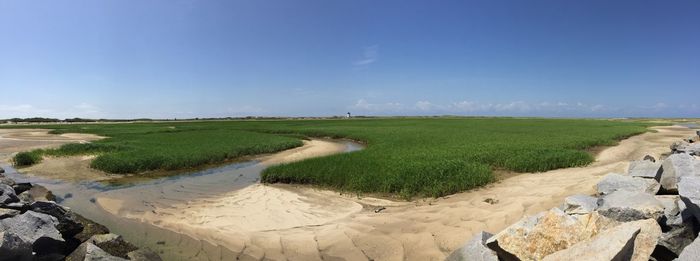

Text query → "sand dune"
[94,125,695,261]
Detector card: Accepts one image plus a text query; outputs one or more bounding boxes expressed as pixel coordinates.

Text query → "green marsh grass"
[6,118,654,198]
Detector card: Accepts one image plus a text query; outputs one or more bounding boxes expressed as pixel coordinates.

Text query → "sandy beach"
[90,125,696,261]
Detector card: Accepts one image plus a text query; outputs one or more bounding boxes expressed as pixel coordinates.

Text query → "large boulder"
[657,223,698,257]
[485,208,618,261]
[65,242,127,261]
[0,231,32,261]
[660,153,698,192]
[596,173,660,195]
[72,213,110,243]
[677,235,700,261]
[0,211,65,256]
[678,176,700,223]
[598,190,665,222]
[30,201,84,238]
[628,160,662,180]
[86,233,138,259]
[560,194,598,215]
[656,195,687,226]
[629,219,662,261]
[446,231,498,261]
[542,220,643,261]
[0,184,19,205]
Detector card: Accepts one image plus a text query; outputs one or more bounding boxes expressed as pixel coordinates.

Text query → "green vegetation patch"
[6,118,654,198]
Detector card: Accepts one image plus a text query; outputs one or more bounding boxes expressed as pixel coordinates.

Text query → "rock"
[24,184,56,202]
[656,195,686,226]
[86,233,138,259]
[446,231,498,261]
[0,184,19,205]
[677,235,700,261]
[560,194,598,215]
[629,219,662,261]
[596,173,660,195]
[485,208,618,261]
[72,213,110,243]
[643,155,657,162]
[661,154,698,192]
[629,160,662,180]
[17,191,34,205]
[678,176,700,223]
[0,176,14,186]
[598,190,665,222]
[657,223,697,257]
[542,220,641,261]
[0,211,65,256]
[0,231,32,261]
[12,182,32,195]
[30,200,84,238]
[126,248,162,261]
[0,167,4,174]
[66,242,127,261]
[0,208,20,219]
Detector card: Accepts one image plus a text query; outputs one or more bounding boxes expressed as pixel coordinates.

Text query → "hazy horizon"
[1,1,699,119]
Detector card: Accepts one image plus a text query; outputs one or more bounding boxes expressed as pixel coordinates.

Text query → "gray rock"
[446,231,498,261]
[660,153,697,192]
[0,211,65,256]
[0,208,20,219]
[126,248,162,261]
[677,235,700,261]
[12,182,32,195]
[66,242,128,261]
[0,167,4,174]
[598,190,665,222]
[629,160,662,180]
[0,176,14,186]
[24,184,56,202]
[656,195,686,226]
[596,173,660,195]
[485,208,619,261]
[560,194,599,215]
[0,184,19,205]
[658,223,697,257]
[86,233,138,259]
[542,220,641,261]
[629,219,662,261]
[31,200,84,238]
[0,231,32,261]
[678,176,700,223]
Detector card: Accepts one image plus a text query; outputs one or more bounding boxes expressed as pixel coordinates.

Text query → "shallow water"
[1,140,363,260]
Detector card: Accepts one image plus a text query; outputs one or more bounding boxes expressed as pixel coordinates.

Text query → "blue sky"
[1,0,698,119]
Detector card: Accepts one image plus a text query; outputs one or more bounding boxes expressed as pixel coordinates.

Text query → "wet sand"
[94,125,696,261]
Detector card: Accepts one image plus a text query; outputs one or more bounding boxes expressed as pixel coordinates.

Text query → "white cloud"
[354,45,379,66]
[348,99,623,116]
[0,104,53,118]
[350,99,404,112]
[74,103,100,114]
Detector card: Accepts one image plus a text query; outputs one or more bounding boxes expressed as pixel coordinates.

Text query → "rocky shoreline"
[448,130,700,261]
[0,167,161,261]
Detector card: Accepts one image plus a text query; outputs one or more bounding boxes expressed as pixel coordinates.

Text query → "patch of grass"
[13,151,43,167]
[4,118,655,198]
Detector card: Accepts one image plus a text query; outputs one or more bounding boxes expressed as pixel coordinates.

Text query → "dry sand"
[94,125,696,261]
[0,129,103,163]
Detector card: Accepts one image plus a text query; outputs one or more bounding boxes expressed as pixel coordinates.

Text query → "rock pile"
[0,168,161,261]
[448,132,700,261]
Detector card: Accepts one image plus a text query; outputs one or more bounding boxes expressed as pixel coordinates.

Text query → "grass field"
[6,118,653,198]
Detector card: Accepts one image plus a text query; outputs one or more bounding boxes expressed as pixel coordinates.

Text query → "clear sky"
[1,0,698,119]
